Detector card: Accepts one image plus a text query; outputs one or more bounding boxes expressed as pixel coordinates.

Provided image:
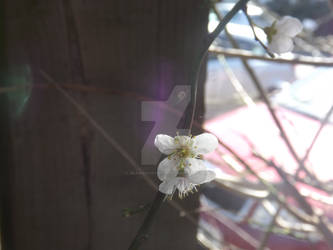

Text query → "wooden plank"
[3,0,210,249]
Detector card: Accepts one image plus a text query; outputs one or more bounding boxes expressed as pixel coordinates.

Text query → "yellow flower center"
[177,147,191,158]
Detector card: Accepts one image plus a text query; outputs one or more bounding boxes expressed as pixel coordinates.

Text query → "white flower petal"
[157,157,179,181]
[185,158,206,174]
[192,133,218,155]
[154,134,178,155]
[276,16,302,37]
[189,170,216,185]
[159,179,177,194]
[268,35,294,54]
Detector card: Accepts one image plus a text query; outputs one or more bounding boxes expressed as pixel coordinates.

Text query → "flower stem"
[128,192,165,250]
[122,203,151,218]
[129,1,251,249]
[242,6,275,58]
[188,0,250,133]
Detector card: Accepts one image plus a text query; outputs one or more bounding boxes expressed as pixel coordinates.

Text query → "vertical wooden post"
[2,0,209,249]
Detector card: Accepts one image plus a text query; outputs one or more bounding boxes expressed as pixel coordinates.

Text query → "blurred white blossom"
[154,133,218,198]
[265,16,303,54]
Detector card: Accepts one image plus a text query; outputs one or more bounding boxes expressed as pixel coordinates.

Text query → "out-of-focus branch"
[218,134,333,247]
[257,206,282,250]
[188,0,250,132]
[212,5,320,188]
[252,153,313,215]
[216,55,256,107]
[252,147,333,247]
[205,0,250,55]
[209,46,333,67]
[211,5,317,225]
[240,132,331,193]
[242,6,274,58]
[214,135,317,225]
[296,104,333,178]
[212,5,333,247]
[128,192,165,250]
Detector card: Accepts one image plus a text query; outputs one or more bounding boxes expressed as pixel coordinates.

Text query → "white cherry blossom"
[265,16,303,54]
[154,133,218,198]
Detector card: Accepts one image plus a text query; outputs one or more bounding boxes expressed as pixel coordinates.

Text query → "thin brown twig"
[296,104,333,178]
[128,192,165,250]
[188,0,250,133]
[219,9,321,186]
[257,206,282,250]
[213,3,323,193]
[241,131,331,194]
[252,152,313,215]
[213,3,315,223]
[214,135,316,223]
[0,83,152,101]
[40,70,157,190]
[0,85,32,94]
[209,46,333,67]
[213,5,333,245]
[251,150,333,247]
[215,133,333,248]
[242,6,274,58]
[202,204,266,249]
[182,200,267,249]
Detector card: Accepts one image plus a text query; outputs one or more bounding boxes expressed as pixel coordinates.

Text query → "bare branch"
[257,206,282,250]
[296,104,333,178]
[242,6,274,58]
[209,46,333,67]
[188,0,250,133]
[212,4,321,189]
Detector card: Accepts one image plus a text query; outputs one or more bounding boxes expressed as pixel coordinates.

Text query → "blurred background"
[202,0,333,249]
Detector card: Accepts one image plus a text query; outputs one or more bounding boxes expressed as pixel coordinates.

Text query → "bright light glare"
[216,2,263,16]
[247,4,263,16]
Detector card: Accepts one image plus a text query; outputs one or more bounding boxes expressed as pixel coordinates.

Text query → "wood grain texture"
[2,0,209,249]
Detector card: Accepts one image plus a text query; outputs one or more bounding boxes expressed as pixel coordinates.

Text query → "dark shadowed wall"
[1,0,209,249]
